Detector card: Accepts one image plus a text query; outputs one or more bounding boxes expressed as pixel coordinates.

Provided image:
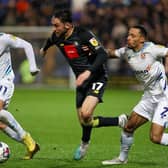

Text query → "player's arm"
[7,34,40,75]
[40,32,55,57]
[153,45,168,74]
[106,48,119,58]
[76,30,108,86]
[83,30,108,73]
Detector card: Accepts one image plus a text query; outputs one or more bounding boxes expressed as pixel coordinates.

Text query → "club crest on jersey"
[141,53,146,59]
[74,41,79,46]
[89,38,99,47]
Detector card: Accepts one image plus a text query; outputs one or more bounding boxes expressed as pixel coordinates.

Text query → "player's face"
[51,17,67,37]
[127,28,144,50]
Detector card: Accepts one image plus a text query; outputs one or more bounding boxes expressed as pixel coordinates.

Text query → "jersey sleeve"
[114,47,126,58]
[80,29,108,72]
[151,44,168,58]
[42,32,56,51]
[5,34,39,72]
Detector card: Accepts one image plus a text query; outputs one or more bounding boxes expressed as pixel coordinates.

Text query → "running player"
[0,33,40,159]
[40,10,127,160]
[102,25,168,165]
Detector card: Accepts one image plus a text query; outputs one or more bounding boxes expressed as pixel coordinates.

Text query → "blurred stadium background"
[1,1,168,167]
[0,0,168,89]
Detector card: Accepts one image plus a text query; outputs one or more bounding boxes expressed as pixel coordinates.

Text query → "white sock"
[160,133,168,145]
[119,131,133,161]
[2,126,22,142]
[0,109,26,139]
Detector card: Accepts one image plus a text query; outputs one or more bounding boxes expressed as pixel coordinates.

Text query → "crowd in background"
[0,0,168,83]
[73,0,168,46]
[1,0,167,46]
[0,0,71,26]
[73,0,168,75]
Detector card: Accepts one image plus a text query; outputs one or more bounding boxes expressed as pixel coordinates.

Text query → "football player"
[0,33,40,159]
[40,10,128,160]
[102,25,168,165]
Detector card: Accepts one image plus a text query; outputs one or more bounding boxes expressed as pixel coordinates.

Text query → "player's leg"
[0,81,39,159]
[150,96,168,145]
[102,92,155,165]
[102,111,148,165]
[0,122,22,142]
[80,96,127,128]
[74,97,127,160]
[74,95,98,160]
[74,78,127,160]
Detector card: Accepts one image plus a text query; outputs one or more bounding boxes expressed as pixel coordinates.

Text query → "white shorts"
[133,91,168,127]
[0,78,14,109]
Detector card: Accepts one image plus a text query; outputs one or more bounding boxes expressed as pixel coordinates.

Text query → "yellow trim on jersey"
[9,34,17,40]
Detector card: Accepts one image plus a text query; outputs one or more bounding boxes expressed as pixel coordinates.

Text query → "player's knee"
[81,117,92,126]
[81,115,92,126]
[150,134,161,144]
[81,111,91,122]
[124,124,135,133]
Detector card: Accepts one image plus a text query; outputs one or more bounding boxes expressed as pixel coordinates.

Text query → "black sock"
[93,116,119,127]
[81,125,92,143]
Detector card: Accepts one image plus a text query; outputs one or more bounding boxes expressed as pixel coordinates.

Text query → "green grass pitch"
[0,88,168,168]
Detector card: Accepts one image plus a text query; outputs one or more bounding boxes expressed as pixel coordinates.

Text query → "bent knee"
[150,134,161,144]
[81,110,91,121]
[124,124,135,133]
[81,115,92,126]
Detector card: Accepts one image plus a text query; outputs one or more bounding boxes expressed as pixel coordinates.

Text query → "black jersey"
[43,26,108,78]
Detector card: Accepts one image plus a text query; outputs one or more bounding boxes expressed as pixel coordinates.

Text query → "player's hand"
[40,48,46,57]
[76,70,91,86]
[30,68,40,76]
[82,45,92,56]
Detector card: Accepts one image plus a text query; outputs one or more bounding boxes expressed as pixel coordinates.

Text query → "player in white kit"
[0,33,40,159]
[102,25,168,165]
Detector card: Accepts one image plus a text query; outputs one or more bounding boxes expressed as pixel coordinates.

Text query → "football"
[0,142,10,163]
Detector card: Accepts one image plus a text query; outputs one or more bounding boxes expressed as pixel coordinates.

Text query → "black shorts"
[76,75,107,108]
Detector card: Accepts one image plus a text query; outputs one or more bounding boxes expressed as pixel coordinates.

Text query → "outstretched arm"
[7,34,40,75]
[40,31,56,57]
[106,48,118,59]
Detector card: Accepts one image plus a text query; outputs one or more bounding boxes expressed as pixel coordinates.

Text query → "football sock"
[0,109,26,139]
[82,124,92,143]
[92,116,119,127]
[119,131,133,161]
[2,126,22,142]
[160,133,168,145]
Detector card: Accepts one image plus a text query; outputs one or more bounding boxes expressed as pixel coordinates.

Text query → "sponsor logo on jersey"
[64,44,79,59]
[134,69,148,74]
[89,38,99,47]
[134,64,151,74]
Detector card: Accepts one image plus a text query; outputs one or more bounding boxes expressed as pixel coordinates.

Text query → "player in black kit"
[40,10,127,160]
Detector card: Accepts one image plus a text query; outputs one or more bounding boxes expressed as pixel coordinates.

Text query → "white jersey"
[0,33,38,81]
[115,42,168,95]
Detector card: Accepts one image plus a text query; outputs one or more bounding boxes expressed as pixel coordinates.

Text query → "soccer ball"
[0,142,10,163]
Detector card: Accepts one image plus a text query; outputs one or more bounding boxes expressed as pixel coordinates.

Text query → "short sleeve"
[151,45,168,58]
[114,47,126,58]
